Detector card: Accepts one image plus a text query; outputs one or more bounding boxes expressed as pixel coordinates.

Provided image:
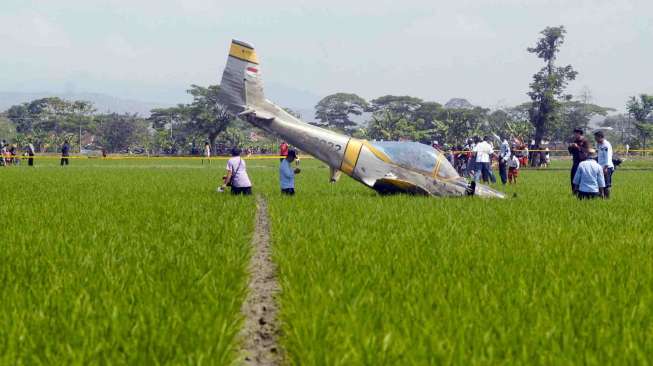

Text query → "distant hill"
[0,92,172,117]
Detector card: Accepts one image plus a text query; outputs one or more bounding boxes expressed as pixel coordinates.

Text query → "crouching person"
[222,147,252,195]
[572,148,605,200]
[280,150,300,195]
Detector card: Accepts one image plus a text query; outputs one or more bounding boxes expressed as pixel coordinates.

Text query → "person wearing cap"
[222,147,252,195]
[280,149,300,195]
[572,148,605,199]
[594,131,614,199]
[568,128,589,192]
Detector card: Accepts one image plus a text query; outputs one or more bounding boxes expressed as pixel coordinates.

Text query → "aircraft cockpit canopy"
[370,141,459,180]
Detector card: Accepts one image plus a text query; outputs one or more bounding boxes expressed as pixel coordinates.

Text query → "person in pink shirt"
[221,147,252,195]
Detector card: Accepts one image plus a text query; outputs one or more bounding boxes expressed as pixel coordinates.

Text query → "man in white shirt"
[594,131,614,198]
[473,136,496,184]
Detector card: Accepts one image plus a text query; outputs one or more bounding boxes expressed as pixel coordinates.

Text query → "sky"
[1,0,652,110]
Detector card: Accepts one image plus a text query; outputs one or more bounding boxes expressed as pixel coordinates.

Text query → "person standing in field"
[498,137,511,185]
[280,149,301,195]
[9,144,18,165]
[594,131,615,199]
[222,147,252,195]
[2,144,11,166]
[573,148,605,199]
[522,145,529,167]
[0,142,5,167]
[568,128,589,192]
[61,140,70,166]
[465,139,475,178]
[26,142,35,166]
[473,136,496,184]
[508,152,520,184]
[279,141,289,162]
[203,141,211,165]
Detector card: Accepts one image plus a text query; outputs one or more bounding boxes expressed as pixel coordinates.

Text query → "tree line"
[0,85,277,154]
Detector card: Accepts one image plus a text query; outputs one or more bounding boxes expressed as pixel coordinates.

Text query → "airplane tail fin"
[217,40,266,114]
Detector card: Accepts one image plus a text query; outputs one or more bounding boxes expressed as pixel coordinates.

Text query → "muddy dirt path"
[240,195,281,365]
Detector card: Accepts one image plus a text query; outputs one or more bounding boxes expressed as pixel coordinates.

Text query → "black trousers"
[577,191,600,200]
[498,160,508,185]
[60,158,69,166]
[570,163,579,191]
[603,167,614,198]
[230,186,252,195]
[28,154,34,166]
[281,188,295,195]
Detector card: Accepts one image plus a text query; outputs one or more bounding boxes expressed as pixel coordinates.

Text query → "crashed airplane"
[217,40,505,198]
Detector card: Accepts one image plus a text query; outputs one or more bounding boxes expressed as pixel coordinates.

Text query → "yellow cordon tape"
[447,149,653,154]
[3,155,314,160]
[4,150,653,161]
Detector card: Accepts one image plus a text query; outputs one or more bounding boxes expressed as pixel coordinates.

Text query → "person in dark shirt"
[567,128,589,192]
[61,140,70,166]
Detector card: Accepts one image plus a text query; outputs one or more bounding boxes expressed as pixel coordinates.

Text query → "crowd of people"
[218,131,619,199]
[569,129,617,199]
[0,140,67,167]
[4,132,618,201]
[439,135,529,186]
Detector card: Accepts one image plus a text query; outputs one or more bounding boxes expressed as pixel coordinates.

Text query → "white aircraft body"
[217,40,504,198]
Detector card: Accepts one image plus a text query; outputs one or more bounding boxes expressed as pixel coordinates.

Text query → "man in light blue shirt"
[594,131,614,198]
[573,149,605,199]
[498,138,511,185]
[280,150,300,195]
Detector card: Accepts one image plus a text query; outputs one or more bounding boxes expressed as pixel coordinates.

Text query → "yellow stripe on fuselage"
[229,43,259,64]
[340,138,364,175]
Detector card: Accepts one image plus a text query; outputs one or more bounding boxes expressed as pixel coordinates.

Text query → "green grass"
[264,159,653,365]
[0,159,254,364]
[2,157,653,365]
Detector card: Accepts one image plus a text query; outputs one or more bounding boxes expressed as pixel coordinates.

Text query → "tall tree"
[366,95,425,141]
[315,93,369,131]
[369,95,423,120]
[186,84,234,147]
[150,85,234,150]
[527,26,578,148]
[626,94,653,150]
[96,113,149,152]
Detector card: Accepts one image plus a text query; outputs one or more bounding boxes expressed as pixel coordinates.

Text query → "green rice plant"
[2,156,652,365]
[264,160,653,365]
[0,159,254,364]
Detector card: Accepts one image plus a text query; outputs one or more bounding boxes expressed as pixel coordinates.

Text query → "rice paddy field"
[1,156,653,365]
